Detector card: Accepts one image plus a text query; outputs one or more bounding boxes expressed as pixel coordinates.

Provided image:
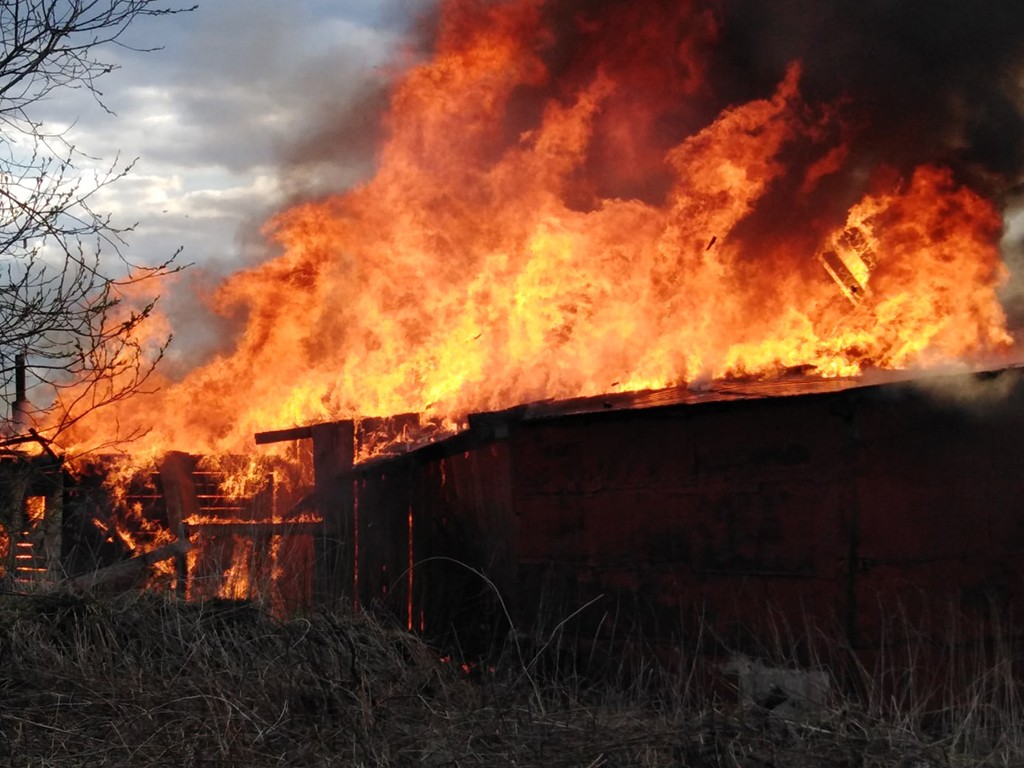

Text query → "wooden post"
[40,461,63,581]
[311,420,355,605]
[158,451,199,595]
[0,460,28,579]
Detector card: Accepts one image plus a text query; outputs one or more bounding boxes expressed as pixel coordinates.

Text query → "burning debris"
[818,225,876,305]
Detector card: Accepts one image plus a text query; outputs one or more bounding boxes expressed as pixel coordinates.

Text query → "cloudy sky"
[43,0,426,280]
[29,1,433,366]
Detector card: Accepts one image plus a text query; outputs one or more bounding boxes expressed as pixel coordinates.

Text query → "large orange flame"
[57,0,1011,459]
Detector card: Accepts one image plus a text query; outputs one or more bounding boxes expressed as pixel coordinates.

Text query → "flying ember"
[55,0,1013,459]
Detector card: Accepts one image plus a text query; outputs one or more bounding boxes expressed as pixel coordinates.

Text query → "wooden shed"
[339,365,1024,659]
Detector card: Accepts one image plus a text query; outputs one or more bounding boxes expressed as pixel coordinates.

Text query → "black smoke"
[712,0,1024,200]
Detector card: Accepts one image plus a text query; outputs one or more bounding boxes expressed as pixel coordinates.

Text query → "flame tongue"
[56,0,1012,458]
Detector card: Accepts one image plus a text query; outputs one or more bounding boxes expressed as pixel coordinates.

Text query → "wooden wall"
[351,368,1024,656]
[354,435,516,649]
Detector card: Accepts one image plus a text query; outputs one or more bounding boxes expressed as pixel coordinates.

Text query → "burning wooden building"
[330,364,1024,655]
[8,0,1024,684]
[27,363,1019,667]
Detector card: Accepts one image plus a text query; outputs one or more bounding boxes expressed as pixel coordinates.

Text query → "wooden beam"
[356,413,419,452]
[184,521,322,535]
[66,538,192,591]
[183,524,319,536]
[254,425,313,445]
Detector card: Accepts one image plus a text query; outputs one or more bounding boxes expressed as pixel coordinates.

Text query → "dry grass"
[0,589,1021,767]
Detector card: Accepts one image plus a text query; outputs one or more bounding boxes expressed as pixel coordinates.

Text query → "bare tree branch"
[0,0,194,447]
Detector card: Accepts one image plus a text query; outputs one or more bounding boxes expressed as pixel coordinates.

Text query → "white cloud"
[27,1,422,285]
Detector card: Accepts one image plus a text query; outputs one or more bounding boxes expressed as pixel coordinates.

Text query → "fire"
[93,460,180,587]
[25,496,46,525]
[54,0,1011,461]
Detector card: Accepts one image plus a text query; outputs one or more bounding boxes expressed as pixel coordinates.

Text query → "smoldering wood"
[0,455,64,583]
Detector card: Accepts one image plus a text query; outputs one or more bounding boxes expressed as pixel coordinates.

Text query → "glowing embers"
[819,225,877,305]
[0,524,8,578]
[12,537,46,580]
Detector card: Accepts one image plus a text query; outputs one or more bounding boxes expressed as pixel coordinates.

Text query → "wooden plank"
[273,532,315,614]
[184,521,322,535]
[67,538,192,591]
[356,458,413,623]
[40,467,63,581]
[311,420,355,605]
[254,425,313,445]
